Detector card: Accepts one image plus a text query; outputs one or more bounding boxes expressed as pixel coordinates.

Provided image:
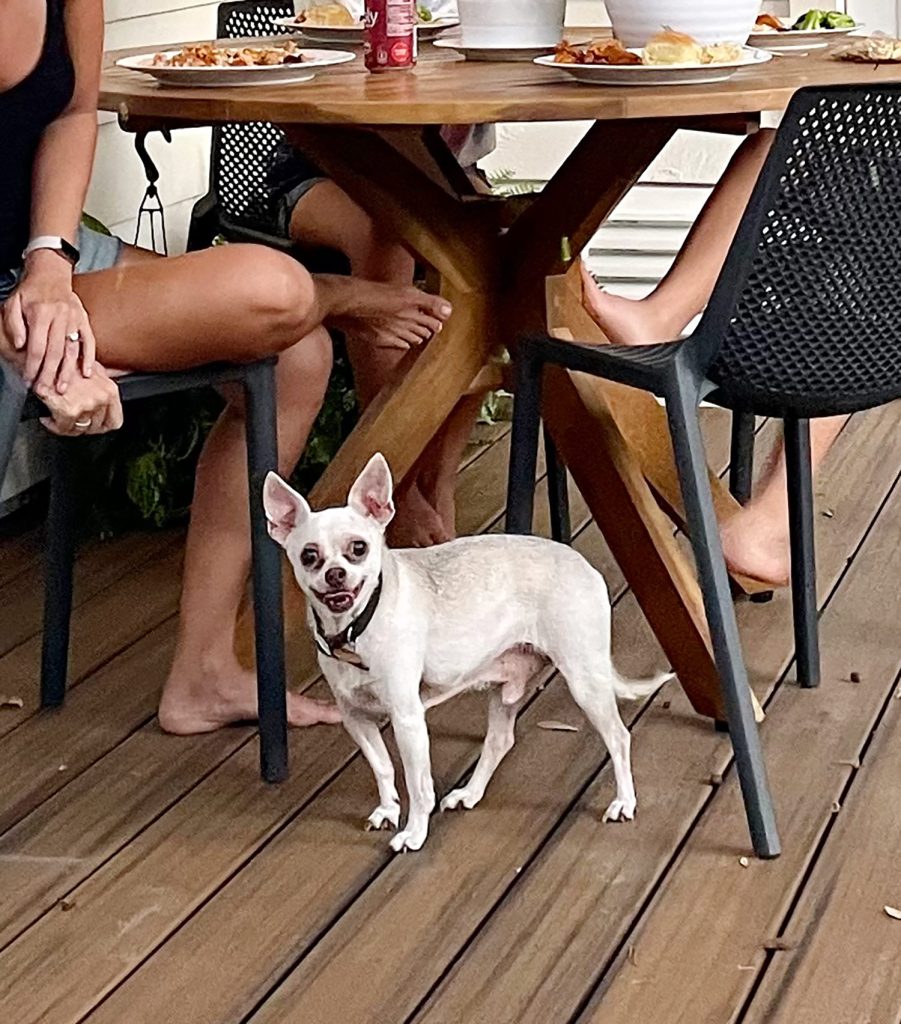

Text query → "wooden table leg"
[541,364,723,720]
[502,119,766,719]
[239,117,763,722]
[237,126,502,665]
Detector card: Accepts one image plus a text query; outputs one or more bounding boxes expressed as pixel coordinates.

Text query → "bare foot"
[720,506,791,587]
[388,482,452,548]
[580,262,675,347]
[158,661,342,735]
[317,274,452,351]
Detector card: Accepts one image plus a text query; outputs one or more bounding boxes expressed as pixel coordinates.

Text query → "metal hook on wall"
[134,129,172,255]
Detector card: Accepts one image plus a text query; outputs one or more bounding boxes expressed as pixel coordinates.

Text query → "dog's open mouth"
[314,583,363,615]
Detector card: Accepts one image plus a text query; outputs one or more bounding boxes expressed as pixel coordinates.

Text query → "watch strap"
[22,235,80,266]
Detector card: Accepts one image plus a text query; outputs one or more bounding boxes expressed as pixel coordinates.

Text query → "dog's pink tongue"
[325,593,353,613]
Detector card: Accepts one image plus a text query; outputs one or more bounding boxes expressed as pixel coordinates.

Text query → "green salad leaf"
[791,8,855,30]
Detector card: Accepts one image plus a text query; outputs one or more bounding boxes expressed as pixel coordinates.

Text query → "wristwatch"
[22,235,81,267]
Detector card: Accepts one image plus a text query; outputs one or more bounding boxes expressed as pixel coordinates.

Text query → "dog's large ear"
[263,472,310,547]
[348,453,395,528]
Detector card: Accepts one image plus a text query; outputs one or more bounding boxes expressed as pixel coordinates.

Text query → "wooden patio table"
[99,42,901,723]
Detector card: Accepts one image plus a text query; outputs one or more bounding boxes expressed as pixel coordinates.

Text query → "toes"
[417,292,453,322]
[603,799,637,823]
[287,694,343,727]
[416,314,444,336]
[390,829,427,853]
[441,789,478,812]
[365,805,400,831]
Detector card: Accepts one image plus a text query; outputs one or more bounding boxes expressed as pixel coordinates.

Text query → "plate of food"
[116,42,356,86]
[432,38,554,62]
[538,32,772,86]
[274,4,458,44]
[748,9,862,52]
[835,34,901,63]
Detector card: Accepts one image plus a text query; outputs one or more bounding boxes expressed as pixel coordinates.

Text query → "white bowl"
[458,0,566,48]
[604,0,759,46]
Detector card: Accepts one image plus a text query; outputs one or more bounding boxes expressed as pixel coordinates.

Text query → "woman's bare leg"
[574,129,849,586]
[721,414,849,585]
[291,181,468,545]
[75,243,449,372]
[74,244,344,730]
[581,128,776,347]
[159,331,340,733]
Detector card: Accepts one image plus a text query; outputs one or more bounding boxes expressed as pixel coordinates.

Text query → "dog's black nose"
[325,566,347,588]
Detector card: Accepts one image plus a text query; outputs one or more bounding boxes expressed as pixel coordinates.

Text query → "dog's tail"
[612,669,675,702]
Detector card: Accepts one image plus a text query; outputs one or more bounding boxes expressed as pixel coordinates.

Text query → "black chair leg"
[543,426,571,545]
[41,438,79,707]
[506,347,544,536]
[666,375,781,859]
[785,417,820,689]
[243,361,289,783]
[729,410,756,505]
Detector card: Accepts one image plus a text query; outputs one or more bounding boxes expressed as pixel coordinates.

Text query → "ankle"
[168,642,238,687]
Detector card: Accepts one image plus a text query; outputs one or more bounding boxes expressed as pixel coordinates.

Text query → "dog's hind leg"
[441,690,521,812]
[341,706,401,832]
[564,671,637,823]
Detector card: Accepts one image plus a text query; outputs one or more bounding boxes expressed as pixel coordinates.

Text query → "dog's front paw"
[389,827,428,853]
[440,787,481,812]
[365,804,401,832]
[602,797,637,823]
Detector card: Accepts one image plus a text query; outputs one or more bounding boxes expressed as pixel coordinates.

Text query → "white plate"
[534,46,771,86]
[116,46,355,86]
[432,38,553,61]
[747,23,862,53]
[273,16,457,44]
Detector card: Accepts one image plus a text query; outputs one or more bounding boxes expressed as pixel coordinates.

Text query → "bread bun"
[300,3,356,27]
[643,29,703,65]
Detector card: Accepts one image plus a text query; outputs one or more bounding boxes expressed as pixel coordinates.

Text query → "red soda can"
[364,0,417,72]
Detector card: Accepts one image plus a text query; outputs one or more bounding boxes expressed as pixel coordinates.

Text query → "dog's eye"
[351,540,368,559]
[300,546,318,568]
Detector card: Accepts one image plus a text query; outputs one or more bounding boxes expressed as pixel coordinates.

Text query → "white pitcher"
[457,0,567,47]
[604,0,759,47]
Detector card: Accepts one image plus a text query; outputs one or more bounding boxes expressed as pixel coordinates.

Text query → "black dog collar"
[311,575,383,671]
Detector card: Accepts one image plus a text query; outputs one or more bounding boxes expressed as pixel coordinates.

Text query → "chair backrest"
[211,0,295,231]
[696,85,901,417]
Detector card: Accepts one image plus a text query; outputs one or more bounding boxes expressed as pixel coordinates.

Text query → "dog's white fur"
[264,454,669,852]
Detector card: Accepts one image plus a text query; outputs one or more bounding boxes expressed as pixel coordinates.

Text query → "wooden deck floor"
[2,404,900,1024]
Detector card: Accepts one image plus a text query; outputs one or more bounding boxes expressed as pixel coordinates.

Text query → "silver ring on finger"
[74,418,92,430]
[67,330,82,344]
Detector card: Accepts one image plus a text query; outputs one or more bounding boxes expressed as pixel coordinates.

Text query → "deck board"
[0,405,897,1024]
[576,477,901,1024]
[410,407,901,1024]
[743,675,901,1024]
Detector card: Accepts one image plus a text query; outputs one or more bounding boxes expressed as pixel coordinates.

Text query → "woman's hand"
[2,250,97,396]
[40,362,123,437]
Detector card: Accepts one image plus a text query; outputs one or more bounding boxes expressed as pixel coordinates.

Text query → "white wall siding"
[86,1,219,251]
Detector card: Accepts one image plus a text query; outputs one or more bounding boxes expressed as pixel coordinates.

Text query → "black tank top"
[0,0,76,270]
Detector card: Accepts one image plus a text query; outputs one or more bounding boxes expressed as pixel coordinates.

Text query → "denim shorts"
[0,224,123,304]
[266,140,328,238]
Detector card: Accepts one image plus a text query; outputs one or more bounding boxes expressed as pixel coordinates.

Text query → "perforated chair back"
[212,0,294,233]
[696,85,901,418]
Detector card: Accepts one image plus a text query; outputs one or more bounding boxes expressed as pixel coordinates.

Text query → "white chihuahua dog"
[264,453,669,853]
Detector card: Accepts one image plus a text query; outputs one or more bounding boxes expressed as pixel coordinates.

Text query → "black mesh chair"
[0,355,290,784]
[507,84,901,859]
[188,0,304,254]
